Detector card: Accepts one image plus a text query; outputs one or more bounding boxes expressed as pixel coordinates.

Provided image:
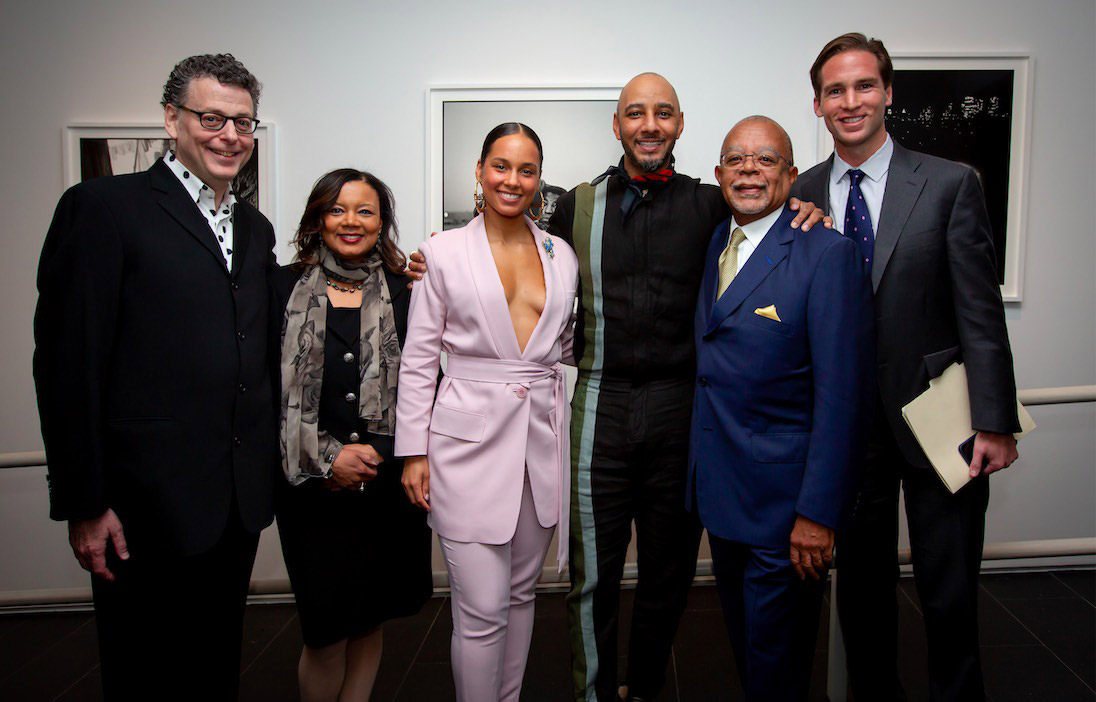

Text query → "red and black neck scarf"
[628,167,675,186]
[612,157,676,216]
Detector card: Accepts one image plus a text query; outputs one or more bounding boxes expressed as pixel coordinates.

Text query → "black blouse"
[319,305,394,459]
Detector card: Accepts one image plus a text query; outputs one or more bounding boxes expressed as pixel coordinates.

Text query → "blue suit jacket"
[687,204,874,548]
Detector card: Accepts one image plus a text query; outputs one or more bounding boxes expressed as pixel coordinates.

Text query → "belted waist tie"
[444,353,570,571]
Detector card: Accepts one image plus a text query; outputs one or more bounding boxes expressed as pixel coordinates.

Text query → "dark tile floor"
[0,570,1092,701]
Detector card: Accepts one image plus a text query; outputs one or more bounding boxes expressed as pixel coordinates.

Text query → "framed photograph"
[427,87,622,235]
[64,123,276,226]
[815,54,1032,301]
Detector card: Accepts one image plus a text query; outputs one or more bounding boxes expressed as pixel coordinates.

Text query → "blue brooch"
[542,236,555,260]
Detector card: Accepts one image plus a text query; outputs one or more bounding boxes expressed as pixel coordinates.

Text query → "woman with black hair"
[274,169,432,701]
[396,123,578,701]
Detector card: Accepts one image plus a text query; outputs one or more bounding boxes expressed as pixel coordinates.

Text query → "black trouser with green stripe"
[567,373,704,701]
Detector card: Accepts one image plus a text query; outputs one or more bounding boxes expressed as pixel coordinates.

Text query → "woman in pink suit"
[395,123,578,701]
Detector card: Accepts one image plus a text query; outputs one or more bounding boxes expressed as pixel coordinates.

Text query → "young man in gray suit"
[791,33,1020,702]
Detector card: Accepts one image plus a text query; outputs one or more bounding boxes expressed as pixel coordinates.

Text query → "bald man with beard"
[547,74,828,702]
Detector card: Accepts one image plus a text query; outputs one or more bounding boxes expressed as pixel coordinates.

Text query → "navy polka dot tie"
[844,169,874,269]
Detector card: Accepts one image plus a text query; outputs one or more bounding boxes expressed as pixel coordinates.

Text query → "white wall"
[0,0,1092,598]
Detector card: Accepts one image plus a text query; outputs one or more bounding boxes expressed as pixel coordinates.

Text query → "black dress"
[272,265,432,649]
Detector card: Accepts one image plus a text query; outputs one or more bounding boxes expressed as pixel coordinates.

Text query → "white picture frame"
[815,54,1032,301]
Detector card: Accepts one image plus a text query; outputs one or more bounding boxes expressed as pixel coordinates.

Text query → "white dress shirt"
[163,151,237,270]
[726,205,784,278]
[828,135,894,237]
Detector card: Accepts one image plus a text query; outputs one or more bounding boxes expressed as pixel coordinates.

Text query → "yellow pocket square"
[754,305,781,322]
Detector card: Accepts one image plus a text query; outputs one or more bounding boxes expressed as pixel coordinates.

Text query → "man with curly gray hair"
[160,52,263,112]
[34,53,277,699]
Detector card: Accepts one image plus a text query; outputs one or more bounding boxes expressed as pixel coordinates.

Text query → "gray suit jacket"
[791,141,1020,467]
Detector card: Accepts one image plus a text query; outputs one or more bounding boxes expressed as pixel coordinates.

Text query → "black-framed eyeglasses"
[178,106,259,134]
[719,150,792,170]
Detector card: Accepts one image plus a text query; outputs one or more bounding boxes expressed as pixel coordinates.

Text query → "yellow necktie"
[717,227,747,298]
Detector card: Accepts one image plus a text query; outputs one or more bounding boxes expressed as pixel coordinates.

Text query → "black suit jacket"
[34,160,279,557]
[792,142,1020,467]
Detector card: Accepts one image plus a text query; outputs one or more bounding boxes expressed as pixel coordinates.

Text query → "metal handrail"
[0,450,47,469]
[1018,385,1096,405]
[1,385,1092,470]
[0,384,1091,613]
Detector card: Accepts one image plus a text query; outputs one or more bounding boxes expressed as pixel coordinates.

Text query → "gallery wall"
[0,0,1092,599]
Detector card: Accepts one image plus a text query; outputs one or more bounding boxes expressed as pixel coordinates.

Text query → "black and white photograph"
[64,124,275,222]
[428,88,621,233]
[77,136,262,208]
[78,137,170,181]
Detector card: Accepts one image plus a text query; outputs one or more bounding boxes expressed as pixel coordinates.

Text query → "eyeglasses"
[178,106,259,134]
[719,150,792,170]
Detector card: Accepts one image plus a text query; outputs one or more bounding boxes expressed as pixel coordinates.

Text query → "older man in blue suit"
[688,115,874,701]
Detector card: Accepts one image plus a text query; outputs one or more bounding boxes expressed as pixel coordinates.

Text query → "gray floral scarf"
[279,246,400,484]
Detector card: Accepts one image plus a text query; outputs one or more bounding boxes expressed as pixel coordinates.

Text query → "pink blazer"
[395,215,578,558]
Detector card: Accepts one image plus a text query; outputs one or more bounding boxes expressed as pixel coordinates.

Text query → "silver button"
[343,352,354,363]
[345,392,357,403]
[348,432,360,443]
[326,453,336,462]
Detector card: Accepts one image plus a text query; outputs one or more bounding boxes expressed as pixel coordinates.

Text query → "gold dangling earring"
[473,181,485,213]
[528,189,546,222]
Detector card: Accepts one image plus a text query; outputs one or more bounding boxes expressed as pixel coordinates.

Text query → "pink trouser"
[439,475,555,702]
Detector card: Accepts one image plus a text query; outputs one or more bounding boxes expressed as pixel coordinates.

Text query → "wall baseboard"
[3,538,1091,610]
